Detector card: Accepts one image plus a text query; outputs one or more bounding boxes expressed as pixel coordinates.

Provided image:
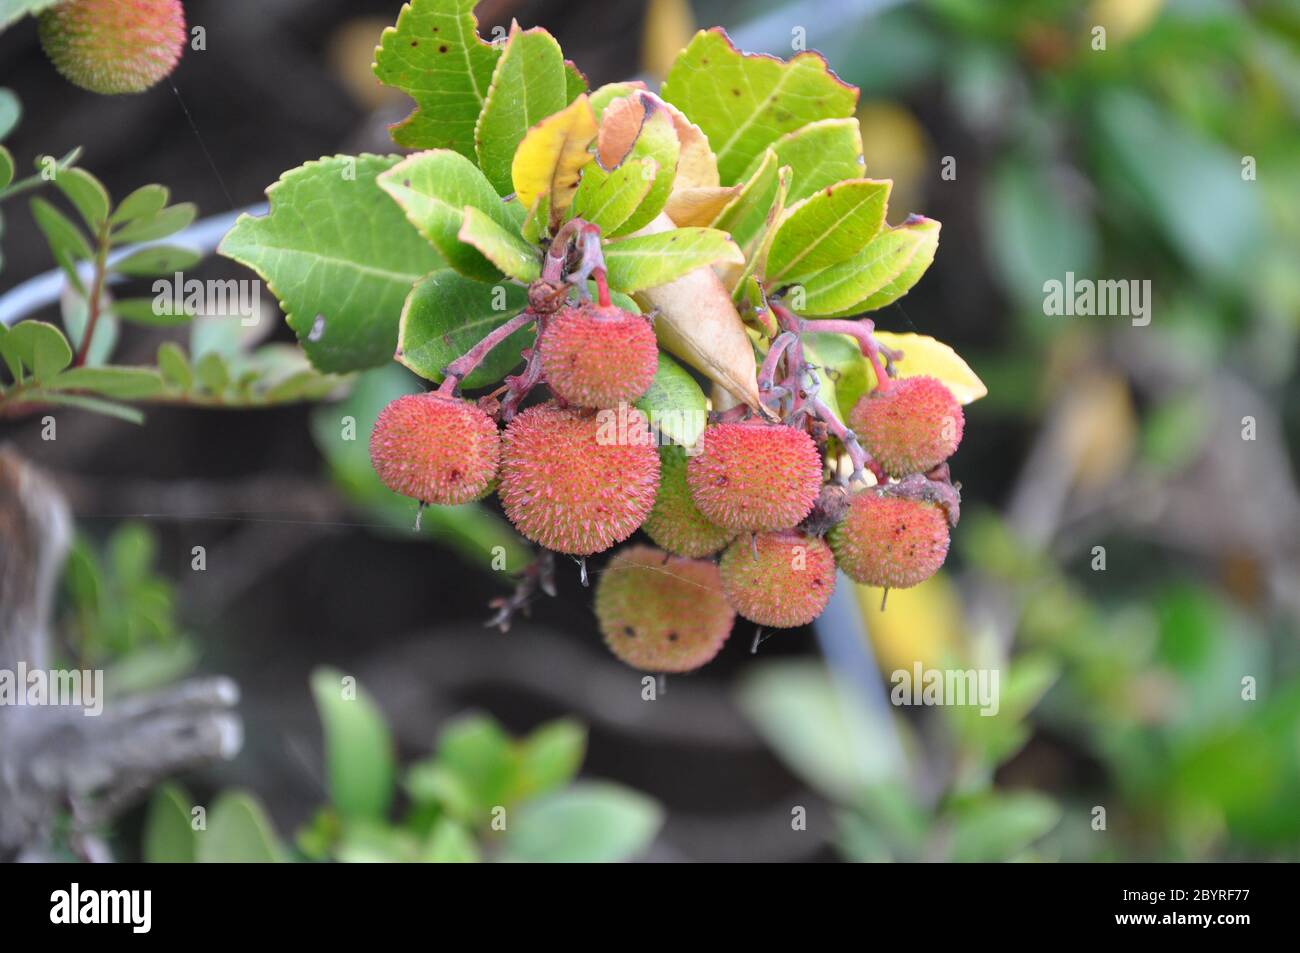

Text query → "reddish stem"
[73,223,111,367]
[437,309,539,397]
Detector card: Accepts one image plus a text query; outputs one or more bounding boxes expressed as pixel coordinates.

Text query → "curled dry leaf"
[632,213,763,412]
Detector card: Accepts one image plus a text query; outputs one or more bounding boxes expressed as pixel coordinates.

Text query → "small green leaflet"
[661,29,858,184]
[373,0,501,156]
[635,351,707,448]
[458,206,540,282]
[764,178,890,285]
[602,228,744,294]
[796,216,940,316]
[219,154,443,372]
[571,157,657,236]
[742,117,865,203]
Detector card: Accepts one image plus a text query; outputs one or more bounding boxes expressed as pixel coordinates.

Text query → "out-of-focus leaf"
[310,667,395,822]
[948,792,1061,862]
[501,782,662,863]
[197,791,283,863]
[142,784,196,863]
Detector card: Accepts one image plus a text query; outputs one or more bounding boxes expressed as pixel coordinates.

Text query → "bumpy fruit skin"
[595,545,735,672]
[539,301,659,408]
[686,422,822,533]
[829,492,949,589]
[850,376,964,477]
[499,402,660,556]
[641,444,733,558]
[39,0,186,95]
[369,394,500,506]
[719,531,836,628]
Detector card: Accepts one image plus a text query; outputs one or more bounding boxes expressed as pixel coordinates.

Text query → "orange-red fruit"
[595,545,735,672]
[539,301,659,408]
[39,0,186,95]
[719,531,836,628]
[829,492,949,589]
[369,393,499,505]
[641,444,733,558]
[498,402,660,556]
[850,375,964,477]
[686,422,822,533]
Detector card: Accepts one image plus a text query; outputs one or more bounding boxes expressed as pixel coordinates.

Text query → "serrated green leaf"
[197,791,282,863]
[157,341,192,390]
[397,269,530,387]
[7,319,71,379]
[110,184,168,226]
[311,667,396,822]
[111,202,196,245]
[744,117,865,203]
[572,157,656,236]
[603,227,743,294]
[661,28,858,184]
[797,216,940,316]
[635,350,707,448]
[220,154,442,372]
[54,167,109,231]
[457,206,540,282]
[111,244,201,278]
[711,148,782,253]
[377,149,516,281]
[602,98,679,235]
[45,365,163,398]
[142,784,196,863]
[765,178,890,285]
[502,782,663,863]
[373,0,501,156]
[474,24,568,195]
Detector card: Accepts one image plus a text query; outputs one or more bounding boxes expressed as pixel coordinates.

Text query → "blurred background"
[1,0,1298,861]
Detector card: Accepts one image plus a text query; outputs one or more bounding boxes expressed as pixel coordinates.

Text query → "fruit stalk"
[437,309,539,397]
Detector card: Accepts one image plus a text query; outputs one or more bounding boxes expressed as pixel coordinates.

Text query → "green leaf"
[111,244,201,278]
[197,791,283,863]
[457,206,540,282]
[310,667,396,821]
[142,784,196,863]
[0,145,12,191]
[728,164,791,301]
[422,818,481,863]
[572,157,656,236]
[745,117,865,203]
[16,390,144,423]
[949,792,1061,862]
[111,296,192,327]
[377,149,516,281]
[635,350,707,448]
[765,178,890,285]
[397,269,530,387]
[516,719,586,800]
[54,167,110,231]
[220,154,442,372]
[111,202,196,245]
[604,101,680,235]
[61,288,116,365]
[157,341,192,390]
[110,184,169,226]
[661,28,858,184]
[474,24,568,195]
[7,319,72,379]
[193,351,229,395]
[434,715,519,821]
[46,365,164,399]
[563,60,587,102]
[711,148,783,253]
[797,216,940,317]
[0,88,19,140]
[0,324,23,382]
[502,782,663,863]
[603,227,743,293]
[30,196,92,289]
[373,0,501,156]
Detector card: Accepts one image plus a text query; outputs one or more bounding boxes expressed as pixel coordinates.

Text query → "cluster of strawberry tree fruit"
[369,219,965,674]
[209,1,983,676]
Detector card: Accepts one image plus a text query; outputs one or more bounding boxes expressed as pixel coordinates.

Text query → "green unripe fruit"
[641,444,733,558]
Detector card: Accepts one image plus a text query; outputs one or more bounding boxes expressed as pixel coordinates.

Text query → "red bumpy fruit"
[686,422,822,533]
[849,375,964,477]
[39,0,187,95]
[538,301,659,408]
[595,545,735,672]
[719,531,837,628]
[829,491,950,589]
[369,393,500,506]
[498,402,660,556]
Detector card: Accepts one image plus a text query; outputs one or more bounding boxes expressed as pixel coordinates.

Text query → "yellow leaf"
[872,332,987,404]
[511,94,598,218]
[855,572,964,674]
[642,0,695,80]
[664,185,741,226]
